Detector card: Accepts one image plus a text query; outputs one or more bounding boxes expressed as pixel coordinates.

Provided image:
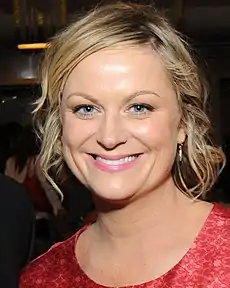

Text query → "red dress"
[20,203,230,287]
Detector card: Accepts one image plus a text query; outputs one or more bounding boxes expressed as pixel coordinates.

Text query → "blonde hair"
[35,2,225,198]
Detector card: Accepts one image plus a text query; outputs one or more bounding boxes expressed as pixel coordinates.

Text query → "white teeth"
[96,155,137,165]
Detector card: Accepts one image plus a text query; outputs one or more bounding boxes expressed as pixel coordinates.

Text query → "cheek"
[61,114,83,149]
[61,113,97,149]
[132,115,179,149]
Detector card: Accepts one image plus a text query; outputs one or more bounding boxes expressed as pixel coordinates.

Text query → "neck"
[94,177,193,242]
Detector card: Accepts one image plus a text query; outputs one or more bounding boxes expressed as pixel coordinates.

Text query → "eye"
[73,104,98,119]
[128,103,154,117]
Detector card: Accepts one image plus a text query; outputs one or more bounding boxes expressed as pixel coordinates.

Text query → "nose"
[96,114,127,150]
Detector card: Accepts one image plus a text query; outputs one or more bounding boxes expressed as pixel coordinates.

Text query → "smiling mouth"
[89,153,142,166]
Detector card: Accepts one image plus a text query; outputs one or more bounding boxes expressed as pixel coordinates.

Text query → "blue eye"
[73,105,97,118]
[129,103,154,115]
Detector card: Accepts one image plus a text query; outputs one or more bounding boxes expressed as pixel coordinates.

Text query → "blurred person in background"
[0,123,35,287]
[4,125,65,255]
[0,122,22,173]
[5,125,63,216]
[0,173,35,288]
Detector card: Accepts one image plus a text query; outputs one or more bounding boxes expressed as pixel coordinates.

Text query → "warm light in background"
[17,43,49,50]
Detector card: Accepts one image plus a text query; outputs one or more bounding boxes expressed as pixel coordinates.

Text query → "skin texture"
[60,46,212,286]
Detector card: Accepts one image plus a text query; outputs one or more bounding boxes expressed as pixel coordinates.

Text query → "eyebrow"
[66,90,160,104]
[125,90,161,102]
[67,92,101,105]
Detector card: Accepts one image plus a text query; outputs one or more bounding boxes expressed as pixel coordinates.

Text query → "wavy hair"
[34,2,225,198]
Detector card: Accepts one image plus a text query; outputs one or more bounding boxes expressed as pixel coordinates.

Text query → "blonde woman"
[20,2,230,287]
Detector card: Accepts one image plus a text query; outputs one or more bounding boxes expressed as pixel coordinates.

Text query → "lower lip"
[91,156,141,173]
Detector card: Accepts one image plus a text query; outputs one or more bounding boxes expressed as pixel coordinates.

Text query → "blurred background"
[1,0,230,256]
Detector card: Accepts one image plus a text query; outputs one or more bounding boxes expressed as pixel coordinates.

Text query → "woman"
[20,2,229,287]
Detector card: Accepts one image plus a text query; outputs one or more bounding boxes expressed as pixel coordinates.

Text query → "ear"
[177,126,186,144]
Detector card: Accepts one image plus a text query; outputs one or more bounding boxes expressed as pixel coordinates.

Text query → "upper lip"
[88,153,142,160]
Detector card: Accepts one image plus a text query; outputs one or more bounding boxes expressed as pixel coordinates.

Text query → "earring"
[178,143,183,162]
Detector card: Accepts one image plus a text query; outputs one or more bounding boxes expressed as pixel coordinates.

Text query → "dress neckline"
[71,203,219,287]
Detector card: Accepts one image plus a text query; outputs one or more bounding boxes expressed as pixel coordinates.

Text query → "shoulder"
[211,203,230,225]
[191,203,230,285]
[206,203,230,243]
[20,228,85,288]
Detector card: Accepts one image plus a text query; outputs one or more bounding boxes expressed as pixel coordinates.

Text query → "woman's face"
[61,46,185,202]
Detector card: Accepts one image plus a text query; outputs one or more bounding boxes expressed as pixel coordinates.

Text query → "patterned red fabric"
[20,203,230,287]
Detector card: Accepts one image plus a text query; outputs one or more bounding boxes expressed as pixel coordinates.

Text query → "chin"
[86,174,149,208]
[92,185,136,203]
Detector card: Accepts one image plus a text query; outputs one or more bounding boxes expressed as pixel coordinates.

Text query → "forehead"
[62,46,176,102]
